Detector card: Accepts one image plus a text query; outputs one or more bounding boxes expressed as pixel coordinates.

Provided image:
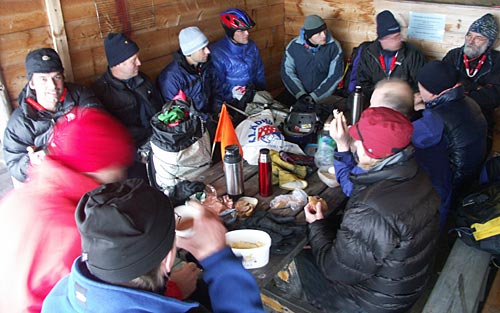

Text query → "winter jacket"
[412,109,452,229]
[42,249,265,313]
[281,29,344,102]
[357,41,425,100]
[0,158,102,313]
[92,69,163,147]
[425,86,487,191]
[2,83,102,182]
[209,36,266,103]
[309,148,440,313]
[158,51,223,113]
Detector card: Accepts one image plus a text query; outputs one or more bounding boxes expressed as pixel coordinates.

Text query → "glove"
[239,211,307,255]
[167,180,206,207]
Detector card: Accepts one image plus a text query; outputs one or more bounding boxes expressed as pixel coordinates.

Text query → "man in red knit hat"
[0,107,134,312]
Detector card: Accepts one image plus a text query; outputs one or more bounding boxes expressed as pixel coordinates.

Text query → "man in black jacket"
[299,107,440,312]
[356,10,425,102]
[3,48,102,183]
[93,33,164,178]
[443,13,499,151]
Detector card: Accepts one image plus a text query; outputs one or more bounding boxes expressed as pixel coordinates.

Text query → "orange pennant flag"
[214,103,243,158]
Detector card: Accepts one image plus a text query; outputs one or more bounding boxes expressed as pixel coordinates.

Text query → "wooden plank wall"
[0,0,285,112]
[284,0,500,62]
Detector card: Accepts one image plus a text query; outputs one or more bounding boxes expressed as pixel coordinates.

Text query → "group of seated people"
[0,6,499,312]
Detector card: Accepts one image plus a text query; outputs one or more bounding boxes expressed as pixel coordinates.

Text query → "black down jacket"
[425,86,487,191]
[3,83,102,182]
[308,151,440,313]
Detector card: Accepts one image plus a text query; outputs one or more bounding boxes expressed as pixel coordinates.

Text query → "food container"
[226,229,272,269]
[317,166,340,188]
[234,196,258,218]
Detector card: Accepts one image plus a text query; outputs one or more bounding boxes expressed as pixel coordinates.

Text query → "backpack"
[453,181,500,255]
[336,41,372,97]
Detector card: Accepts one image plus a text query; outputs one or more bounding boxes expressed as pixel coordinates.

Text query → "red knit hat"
[47,107,135,173]
[349,107,413,159]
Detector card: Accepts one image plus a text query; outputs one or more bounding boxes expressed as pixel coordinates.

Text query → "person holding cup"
[42,179,264,312]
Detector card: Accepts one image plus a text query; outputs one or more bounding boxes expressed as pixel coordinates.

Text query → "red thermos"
[259,149,272,196]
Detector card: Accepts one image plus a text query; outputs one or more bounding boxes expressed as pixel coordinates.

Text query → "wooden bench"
[423,239,492,313]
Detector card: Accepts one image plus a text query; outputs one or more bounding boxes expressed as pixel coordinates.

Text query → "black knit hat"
[104,33,140,67]
[304,15,327,39]
[376,10,401,39]
[417,60,459,95]
[25,48,64,75]
[76,178,175,283]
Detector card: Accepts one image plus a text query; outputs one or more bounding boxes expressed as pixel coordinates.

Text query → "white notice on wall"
[408,12,446,42]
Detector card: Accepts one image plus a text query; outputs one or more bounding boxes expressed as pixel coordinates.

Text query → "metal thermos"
[223,145,244,200]
[352,85,363,125]
[258,149,272,197]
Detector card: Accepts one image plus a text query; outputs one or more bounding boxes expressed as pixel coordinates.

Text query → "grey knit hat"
[179,27,209,56]
[468,13,498,47]
[304,15,327,39]
[76,178,175,283]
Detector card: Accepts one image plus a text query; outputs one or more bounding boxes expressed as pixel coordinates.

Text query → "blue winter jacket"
[158,51,223,113]
[42,248,264,313]
[209,36,266,103]
[281,29,344,102]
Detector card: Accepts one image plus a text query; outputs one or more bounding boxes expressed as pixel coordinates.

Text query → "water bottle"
[223,145,244,200]
[352,85,363,125]
[258,149,272,197]
[314,121,336,171]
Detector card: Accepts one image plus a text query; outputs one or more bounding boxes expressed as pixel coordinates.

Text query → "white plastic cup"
[174,205,201,238]
[226,229,272,269]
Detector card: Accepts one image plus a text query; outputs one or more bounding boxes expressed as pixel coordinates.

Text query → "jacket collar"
[103,68,145,91]
[174,50,210,75]
[424,85,465,109]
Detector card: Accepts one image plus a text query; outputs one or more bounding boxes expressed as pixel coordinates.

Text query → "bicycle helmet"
[220,8,256,34]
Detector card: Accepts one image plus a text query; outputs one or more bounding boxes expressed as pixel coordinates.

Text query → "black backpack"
[453,181,500,255]
[336,41,372,97]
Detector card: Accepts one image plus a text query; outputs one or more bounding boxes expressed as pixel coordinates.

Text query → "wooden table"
[197,161,346,288]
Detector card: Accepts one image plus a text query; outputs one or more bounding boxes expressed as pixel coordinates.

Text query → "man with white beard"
[443,13,500,151]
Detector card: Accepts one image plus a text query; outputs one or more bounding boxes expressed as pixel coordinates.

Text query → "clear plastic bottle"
[314,122,336,171]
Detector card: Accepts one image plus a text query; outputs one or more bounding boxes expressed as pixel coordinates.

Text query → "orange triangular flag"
[213,103,242,159]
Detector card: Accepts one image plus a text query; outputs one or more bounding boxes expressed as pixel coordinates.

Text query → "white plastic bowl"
[226,229,272,269]
[317,167,340,188]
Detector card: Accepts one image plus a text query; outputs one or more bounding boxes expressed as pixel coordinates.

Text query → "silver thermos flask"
[352,85,363,125]
[224,145,244,200]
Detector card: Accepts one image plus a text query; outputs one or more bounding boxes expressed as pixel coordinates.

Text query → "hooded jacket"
[2,83,102,182]
[425,86,487,191]
[0,158,101,313]
[357,41,425,99]
[158,51,223,114]
[209,36,266,103]
[92,69,163,147]
[309,149,440,313]
[42,249,265,313]
[281,29,344,102]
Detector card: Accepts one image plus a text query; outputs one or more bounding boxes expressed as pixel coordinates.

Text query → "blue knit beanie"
[468,13,498,47]
[376,10,401,39]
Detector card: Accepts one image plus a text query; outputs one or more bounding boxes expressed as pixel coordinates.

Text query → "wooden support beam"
[45,0,74,82]
[0,71,12,141]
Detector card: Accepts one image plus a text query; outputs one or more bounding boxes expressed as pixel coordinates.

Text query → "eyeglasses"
[465,33,488,44]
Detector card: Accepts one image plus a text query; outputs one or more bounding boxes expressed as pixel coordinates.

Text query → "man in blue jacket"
[42,179,264,312]
[158,26,223,114]
[210,8,266,106]
[281,15,344,107]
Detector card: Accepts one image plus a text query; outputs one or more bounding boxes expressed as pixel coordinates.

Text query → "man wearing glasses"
[443,13,500,152]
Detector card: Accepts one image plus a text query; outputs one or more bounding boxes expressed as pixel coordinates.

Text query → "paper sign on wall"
[408,12,446,42]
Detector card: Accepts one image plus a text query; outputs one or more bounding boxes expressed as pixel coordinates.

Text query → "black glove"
[167,180,206,207]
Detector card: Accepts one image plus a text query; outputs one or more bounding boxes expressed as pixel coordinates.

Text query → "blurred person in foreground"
[298,107,440,312]
[3,48,102,183]
[0,108,134,312]
[42,179,264,312]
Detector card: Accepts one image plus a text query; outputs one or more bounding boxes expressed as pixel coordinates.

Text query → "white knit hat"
[179,27,209,56]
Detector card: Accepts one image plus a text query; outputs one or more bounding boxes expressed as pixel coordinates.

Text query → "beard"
[464,42,488,58]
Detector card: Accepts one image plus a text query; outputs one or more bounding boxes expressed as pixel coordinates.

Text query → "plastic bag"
[270,189,308,211]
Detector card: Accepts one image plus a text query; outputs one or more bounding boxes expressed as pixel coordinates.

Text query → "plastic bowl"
[226,229,272,269]
[317,167,340,188]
